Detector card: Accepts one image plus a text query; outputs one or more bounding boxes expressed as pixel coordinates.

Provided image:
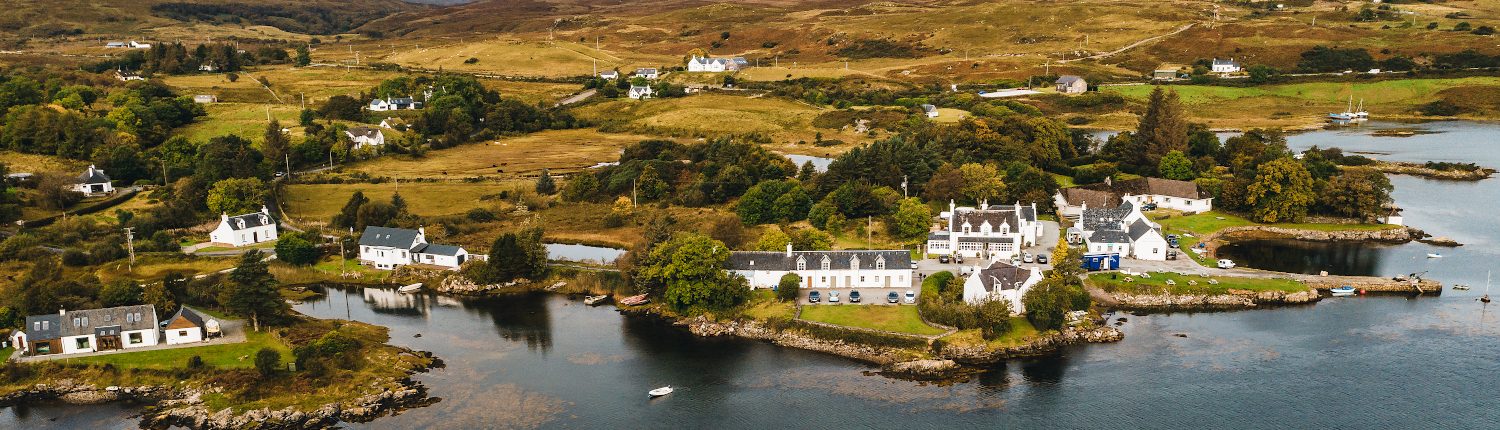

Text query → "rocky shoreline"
[1366,161,1494,181]
[1087,286,1322,311]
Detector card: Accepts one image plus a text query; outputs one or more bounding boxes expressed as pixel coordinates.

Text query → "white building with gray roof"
[358,226,470,270]
[1079,202,1167,261]
[926,200,1042,260]
[726,244,913,290]
[962,261,1042,312]
[209,205,278,247]
[72,164,114,196]
[10,305,159,356]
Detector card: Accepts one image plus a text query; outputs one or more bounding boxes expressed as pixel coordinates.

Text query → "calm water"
[544,243,627,265]
[8,122,1500,429]
[783,154,832,172]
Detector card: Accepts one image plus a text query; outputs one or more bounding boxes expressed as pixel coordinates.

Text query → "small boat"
[1453,284,1471,291]
[398,283,424,293]
[1427,253,1443,259]
[584,295,609,306]
[1330,286,1357,297]
[648,386,673,398]
[619,294,650,306]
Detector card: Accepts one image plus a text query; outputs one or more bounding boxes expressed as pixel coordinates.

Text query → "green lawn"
[939,317,1039,349]
[60,330,292,370]
[742,290,796,321]
[798,305,945,336]
[1087,272,1308,295]
[1050,173,1076,188]
[1154,211,1399,236]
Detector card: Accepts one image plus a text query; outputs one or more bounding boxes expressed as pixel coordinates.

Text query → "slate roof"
[927,232,950,241]
[77,165,111,185]
[727,250,911,272]
[54,305,157,338]
[1056,75,1085,85]
[388,97,416,105]
[955,208,1020,231]
[1128,218,1157,241]
[974,261,1032,292]
[167,306,206,328]
[1081,202,1133,232]
[360,226,422,250]
[225,211,274,231]
[1213,58,1240,67]
[921,104,938,113]
[348,126,382,139]
[1077,177,1210,200]
[23,314,61,341]
[635,68,658,75]
[1088,229,1131,244]
[414,243,464,256]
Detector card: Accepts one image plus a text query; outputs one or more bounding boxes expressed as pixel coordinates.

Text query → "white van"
[1217,259,1236,269]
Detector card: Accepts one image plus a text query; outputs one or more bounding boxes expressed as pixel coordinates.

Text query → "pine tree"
[333,191,368,228]
[535,169,557,195]
[1135,87,1189,170]
[222,251,288,331]
[263,120,290,173]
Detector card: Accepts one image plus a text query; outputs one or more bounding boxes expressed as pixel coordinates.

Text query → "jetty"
[1300,274,1442,295]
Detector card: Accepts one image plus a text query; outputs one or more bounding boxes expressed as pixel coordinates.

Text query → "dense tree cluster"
[150,2,401,35]
[356,74,579,149]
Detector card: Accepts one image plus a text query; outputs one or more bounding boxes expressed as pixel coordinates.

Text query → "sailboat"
[1353,99,1369,119]
[1482,272,1492,304]
[1328,95,1367,121]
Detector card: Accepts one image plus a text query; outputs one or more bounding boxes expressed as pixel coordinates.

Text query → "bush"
[465,208,495,222]
[776,273,801,302]
[186,355,205,369]
[255,348,281,377]
[1419,100,1463,116]
[61,249,90,266]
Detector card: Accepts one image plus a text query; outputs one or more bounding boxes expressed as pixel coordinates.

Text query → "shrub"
[186,355,205,369]
[776,273,801,302]
[255,348,281,377]
[61,249,90,266]
[1419,100,1463,116]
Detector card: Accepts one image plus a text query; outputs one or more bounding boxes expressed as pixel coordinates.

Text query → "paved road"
[555,89,596,107]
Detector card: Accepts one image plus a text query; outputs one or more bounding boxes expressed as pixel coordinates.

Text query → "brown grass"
[346,129,664,179]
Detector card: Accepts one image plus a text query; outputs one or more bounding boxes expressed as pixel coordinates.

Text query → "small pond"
[783,154,832,172]
[545,243,627,264]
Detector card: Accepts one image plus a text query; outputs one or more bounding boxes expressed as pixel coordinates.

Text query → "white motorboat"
[648,386,673,398]
[1330,286,1357,297]
[584,295,609,306]
[1427,253,1443,259]
[398,283,424,293]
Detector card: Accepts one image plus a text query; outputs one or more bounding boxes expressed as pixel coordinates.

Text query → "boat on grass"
[649,386,673,398]
[619,294,650,306]
[1330,286,1357,297]
[398,283,424,293]
[584,295,609,306]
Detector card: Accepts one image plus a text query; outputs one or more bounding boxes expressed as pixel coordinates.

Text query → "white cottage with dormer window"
[726,244,913,290]
[209,206,278,247]
[926,200,1043,260]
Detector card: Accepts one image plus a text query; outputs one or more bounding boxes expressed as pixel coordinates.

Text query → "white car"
[828,291,841,303]
[903,290,917,304]
[1217,259,1237,269]
[1022,252,1035,263]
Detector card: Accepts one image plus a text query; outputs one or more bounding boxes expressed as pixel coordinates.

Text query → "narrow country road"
[555,89,596,107]
[1059,23,1197,63]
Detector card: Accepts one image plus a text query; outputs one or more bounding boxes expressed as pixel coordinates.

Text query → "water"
[8,121,1500,428]
[544,243,626,265]
[783,154,832,173]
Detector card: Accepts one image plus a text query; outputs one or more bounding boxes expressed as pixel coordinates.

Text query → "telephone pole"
[123,227,136,273]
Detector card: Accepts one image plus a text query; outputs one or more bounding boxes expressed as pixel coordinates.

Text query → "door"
[252,231,259,243]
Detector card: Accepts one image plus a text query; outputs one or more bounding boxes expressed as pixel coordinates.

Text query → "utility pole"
[902,175,908,198]
[867,216,872,248]
[285,154,291,178]
[632,178,638,206]
[123,227,136,273]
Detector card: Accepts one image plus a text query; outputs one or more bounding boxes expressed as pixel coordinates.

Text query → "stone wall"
[1089,286,1321,311]
[936,326,1124,364]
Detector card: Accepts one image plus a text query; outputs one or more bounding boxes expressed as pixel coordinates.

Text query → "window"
[963,225,971,234]
[75,338,89,350]
[126,313,133,323]
[135,312,143,322]
[859,276,866,283]
[820,257,831,271]
[179,330,189,337]
[73,317,80,328]
[796,257,806,271]
[41,321,48,330]
[128,333,142,344]
[81,316,88,327]
[104,314,111,322]
[875,259,885,270]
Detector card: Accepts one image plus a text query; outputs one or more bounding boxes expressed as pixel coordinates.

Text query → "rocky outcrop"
[1090,286,1321,311]
[141,378,431,430]
[1417,236,1463,247]
[433,274,530,296]
[881,359,959,379]
[1210,225,1416,244]
[1302,275,1442,294]
[0,381,174,408]
[676,316,918,365]
[1367,161,1494,181]
[937,326,1124,364]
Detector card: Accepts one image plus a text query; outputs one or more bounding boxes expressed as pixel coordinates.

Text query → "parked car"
[1023,252,1034,263]
[849,290,861,303]
[887,292,900,303]
[1167,250,1178,260]
[911,262,918,270]
[1166,234,1180,247]
[1037,254,1049,264]
[1143,202,1158,211]
[808,291,821,303]
[1217,259,1237,269]
[955,255,965,264]
[903,290,917,304]
[938,255,950,264]
[829,291,841,303]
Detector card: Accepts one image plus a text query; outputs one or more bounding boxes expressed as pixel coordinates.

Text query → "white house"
[634,68,659,79]
[209,206,278,247]
[12,305,159,357]
[193,94,217,103]
[368,97,421,112]
[962,261,1042,312]
[162,306,211,345]
[1078,202,1168,261]
[1055,177,1213,217]
[359,226,470,270]
[72,164,114,196]
[346,126,385,150]
[600,70,620,80]
[115,69,145,82]
[921,104,939,118]
[726,244,912,290]
[927,201,1043,261]
[379,117,407,130]
[628,85,654,100]
[128,40,152,49]
[686,55,749,72]
[1055,75,1088,94]
[1211,58,1242,74]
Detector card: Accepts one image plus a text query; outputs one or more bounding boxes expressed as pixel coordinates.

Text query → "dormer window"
[796,257,806,271]
[850,256,860,269]
[875,257,885,270]
[962,224,972,234]
[820,256,831,271]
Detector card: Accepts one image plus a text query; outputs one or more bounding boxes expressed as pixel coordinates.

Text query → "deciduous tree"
[1246,157,1316,222]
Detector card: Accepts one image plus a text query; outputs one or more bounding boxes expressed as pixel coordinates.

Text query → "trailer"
[1082,253,1121,271]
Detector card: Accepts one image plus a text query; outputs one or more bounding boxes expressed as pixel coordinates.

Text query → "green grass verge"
[798,304,945,336]
[939,317,1040,349]
[60,330,292,370]
[1087,272,1307,295]
[1155,211,1399,235]
[742,290,796,320]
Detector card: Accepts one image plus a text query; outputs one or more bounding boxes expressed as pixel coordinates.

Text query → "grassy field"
[1103,77,1500,129]
[346,129,662,179]
[95,255,239,282]
[281,181,520,221]
[270,258,389,285]
[61,329,293,370]
[741,290,796,320]
[173,102,310,144]
[1087,272,1308,295]
[939,317,1040,349]
[0,151,85,174]
[381,38,677,78]
[1153,211,1400,236]
[573,93,827,142]
[798,305,945,336]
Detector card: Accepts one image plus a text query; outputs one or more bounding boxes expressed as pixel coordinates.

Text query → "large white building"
[926,201,1042,261]
[209,206,278,247]
[1074,202,1169,261]
[962,261,1042,312]
[358,226,470,270]
[686,55,749,72]
[726,244,913,290]
[11,305,159,357]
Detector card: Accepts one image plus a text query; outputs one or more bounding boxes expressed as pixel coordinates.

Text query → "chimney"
[786,242,793,257]
[980,199,988,211]
[59,308,66,317]
[221,212,229,221]
[261,205,269,215]
[1104,176,1112,187]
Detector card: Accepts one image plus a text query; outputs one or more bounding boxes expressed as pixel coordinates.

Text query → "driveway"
[799,286,916,306]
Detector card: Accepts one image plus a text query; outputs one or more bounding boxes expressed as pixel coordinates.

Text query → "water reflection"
[1216,239,1395,276]
[544,243,626,264]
